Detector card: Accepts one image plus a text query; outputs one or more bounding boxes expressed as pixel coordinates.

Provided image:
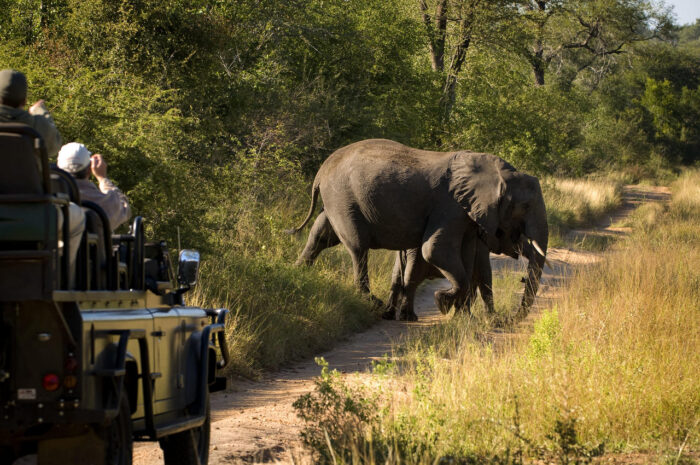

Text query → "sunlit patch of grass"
[543,177,622,230]
[567,231,618,252]
[670,170,700,220]
[543,177,622,249]
[296,170,700,464]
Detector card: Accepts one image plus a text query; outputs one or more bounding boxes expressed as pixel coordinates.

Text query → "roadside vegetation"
[542,177,623,247]
[1,1,698,375]
[294,170,700,464]
[190,174,625,376]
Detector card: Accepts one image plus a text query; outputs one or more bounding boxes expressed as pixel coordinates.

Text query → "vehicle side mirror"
[177,249,200,287]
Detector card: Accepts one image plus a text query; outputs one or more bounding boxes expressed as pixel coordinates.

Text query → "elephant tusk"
[531,239,546,257]
[520,234,550,268]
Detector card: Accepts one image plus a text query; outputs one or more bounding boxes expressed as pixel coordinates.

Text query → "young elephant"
[384,241,493,321]
[293,209,494,320]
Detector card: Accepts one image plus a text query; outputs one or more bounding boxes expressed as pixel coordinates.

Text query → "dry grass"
[296,171,700,464]
[543,177,622,248]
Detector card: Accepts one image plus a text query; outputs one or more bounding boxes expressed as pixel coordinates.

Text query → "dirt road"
[133,184,670,465]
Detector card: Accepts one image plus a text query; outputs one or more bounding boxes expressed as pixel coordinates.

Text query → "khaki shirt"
[0,104,62,157]
[76,178,131,230]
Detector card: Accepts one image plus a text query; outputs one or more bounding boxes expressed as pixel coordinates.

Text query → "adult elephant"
[289,139,548,317]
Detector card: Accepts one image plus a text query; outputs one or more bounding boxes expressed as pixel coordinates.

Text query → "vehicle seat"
[145,241,175,295]
[0,123,63,299]
[81,201,114,290]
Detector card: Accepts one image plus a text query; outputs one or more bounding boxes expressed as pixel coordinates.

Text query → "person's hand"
[91,154,108,181]
[28,100,47,115]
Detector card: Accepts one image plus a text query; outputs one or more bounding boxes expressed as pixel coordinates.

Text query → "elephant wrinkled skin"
[289,139,548,318]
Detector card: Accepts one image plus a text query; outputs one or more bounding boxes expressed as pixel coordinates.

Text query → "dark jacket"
[0,104,62,156]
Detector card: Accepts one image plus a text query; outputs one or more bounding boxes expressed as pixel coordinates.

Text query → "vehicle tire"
[103,390,133,465]
[159,391,211,465]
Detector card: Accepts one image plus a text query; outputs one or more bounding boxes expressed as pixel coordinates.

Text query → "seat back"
[50,165,81,205]
[0,123,49,194]
[81,200,114,290]
[0,123,60,300]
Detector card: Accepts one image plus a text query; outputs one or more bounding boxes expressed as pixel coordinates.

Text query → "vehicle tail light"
[42,374,60,391]
[63,375,78,389]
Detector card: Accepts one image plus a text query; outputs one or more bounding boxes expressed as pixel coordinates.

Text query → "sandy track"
[133,185,670,465]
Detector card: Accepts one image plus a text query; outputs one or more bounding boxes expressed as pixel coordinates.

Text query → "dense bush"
[1,1,698,372]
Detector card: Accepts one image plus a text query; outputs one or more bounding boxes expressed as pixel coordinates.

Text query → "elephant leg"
[462,279,479,314]
[383,250,408,320]
[295,210,341,266]
[457,236,483,315]
[346,246,385,307]
[397,249,426,321]
[474,245,494,313]
[421,221,473,315]
[349,247,370,293]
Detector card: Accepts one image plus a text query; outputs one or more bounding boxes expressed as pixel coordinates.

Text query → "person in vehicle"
[0,69,84,287]
[0,69,62,156]
[57,142,131,230]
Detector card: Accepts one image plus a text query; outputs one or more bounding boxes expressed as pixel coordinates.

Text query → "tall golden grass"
[296,171,700,463]
[543,177,622,247]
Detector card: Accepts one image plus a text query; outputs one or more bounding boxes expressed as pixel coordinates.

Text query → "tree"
[417,0,510,121]
[510,0,673,86]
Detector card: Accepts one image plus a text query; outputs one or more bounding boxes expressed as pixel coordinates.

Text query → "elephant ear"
[448,152,510,237]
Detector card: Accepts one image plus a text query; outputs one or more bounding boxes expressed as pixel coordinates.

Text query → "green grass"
[294,171,700,464]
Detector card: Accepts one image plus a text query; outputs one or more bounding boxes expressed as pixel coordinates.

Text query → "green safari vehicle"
[0,123,230,465]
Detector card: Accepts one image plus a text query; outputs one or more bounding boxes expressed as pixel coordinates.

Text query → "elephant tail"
[285,177,320,235]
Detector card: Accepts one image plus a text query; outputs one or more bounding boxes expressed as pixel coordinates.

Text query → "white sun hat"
[57,142,92,173]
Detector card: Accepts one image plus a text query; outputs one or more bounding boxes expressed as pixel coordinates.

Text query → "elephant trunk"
[520,200,548,314]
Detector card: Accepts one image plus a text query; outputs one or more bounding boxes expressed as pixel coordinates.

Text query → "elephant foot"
[516,305,530,319]
[381,308,396,320]
[294,257,314,267]
[399,310,418,321]
[434,290,453,315]
[369,294,385,309]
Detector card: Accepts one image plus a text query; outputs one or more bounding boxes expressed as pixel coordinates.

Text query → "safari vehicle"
[0,123,230,465]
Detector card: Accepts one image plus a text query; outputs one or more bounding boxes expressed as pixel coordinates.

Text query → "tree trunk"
[441,7,475,121]
[442,32,471,119]
[530,36,546,86]
[419,0,448,72]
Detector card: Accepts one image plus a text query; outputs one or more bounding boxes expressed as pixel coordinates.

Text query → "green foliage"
[527,307,560,361]
[293,358,381,464]
[1,0,698,375]
[456,82,589,174]
[641,78,700,163]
